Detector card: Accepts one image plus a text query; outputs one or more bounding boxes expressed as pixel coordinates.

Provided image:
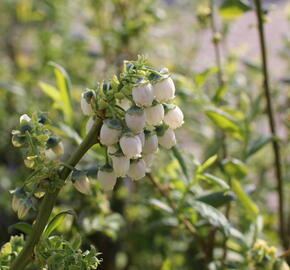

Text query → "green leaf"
[223,158,248,179]
[205,107,244,140]
[171,146,189,180]
[149,199,173,213]
[232,179,259,219]
[49,62,73,126]
[197,154,218,174]
[194,67,218,88]
[44,210,75,238]
[191,200,231,235]
[38,81,61,102]
[246,136,274,158]
[197,173,230,190]
[8,222,32,235]
[196,191,235,208]
[220,0,251,19]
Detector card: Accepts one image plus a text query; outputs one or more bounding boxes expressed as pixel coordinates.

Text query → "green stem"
[253,0,287,250]
[10,118,103,270]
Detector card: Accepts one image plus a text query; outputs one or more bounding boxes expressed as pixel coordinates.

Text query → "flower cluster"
[80,56,184,192]
[11,113,64,219]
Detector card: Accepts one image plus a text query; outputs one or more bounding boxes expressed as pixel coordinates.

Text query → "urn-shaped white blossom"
[153,77,175,103]
[127,159,146,180]
[100,119,122,146]
[120,134,142,159]
[132,83,154,107]
[164,105,184,129]
[72,171,92,195]
[125,106,146,133]
[143,153,154,168]
[81,91,94,115]
[97,165,117,191]
[142,132,158,154]
[158,128,177,149]
[47,136,64,156]
[111,154,130,177]
[19,114,31,123]
[144,104,164,126]
[138,131,145,147]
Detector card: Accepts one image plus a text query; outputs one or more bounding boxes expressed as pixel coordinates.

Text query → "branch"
[253,0,287,250]
[10,118,103,270]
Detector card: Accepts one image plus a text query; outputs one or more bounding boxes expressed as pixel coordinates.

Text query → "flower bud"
[47,136,64,156]
[97,165,117,191]
[142,132,158,154]
[81,91,94,115]
[24,155,37,168]
[117,98,131,111]
[127,159,146,180]
[100,120,122,146]
[34,192,45,198]
[143,153,154,168]
[107,145,118,155]
[72,170,92,195]
[158,128,176,149]
[132,83,154,107]
[144,104,164,126]
[11,188,26,212]
[125,106,145,133]
[120,134,142,159]
[19,114,31,123]
[153,77,175,102]
[163,105,184,129]
[11,132,25,147]
[111,154,130,177]
[17,199,31,220]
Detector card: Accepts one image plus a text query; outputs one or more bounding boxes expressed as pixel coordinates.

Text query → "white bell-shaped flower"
[138,131,145,147]
[72,171,92,195]
[19,114,31,123]
[100,119,122,146]
[81,91,94,115]
[107,145,118,155]
[153,77,175,103]
[158,128,177,149]
[97,165,117,191]
[144,104,164,126]
[120,134,142,159]
[143,153,154,168]
[111,155,130,177]
[164,105,184,129]
[127,159,146,180]
[125,106,145,133]
[132,83,154,107]
[142,132,158,154]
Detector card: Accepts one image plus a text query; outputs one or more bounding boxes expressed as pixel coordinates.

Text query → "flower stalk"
[10,118,103,270]
[254,0,287,250]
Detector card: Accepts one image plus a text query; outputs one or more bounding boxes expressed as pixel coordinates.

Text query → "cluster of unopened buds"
[79,57,184,192]
[11,113,64,219]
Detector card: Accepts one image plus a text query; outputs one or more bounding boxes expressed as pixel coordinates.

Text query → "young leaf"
[205,108,244,140]
[171,146,189,180]
[44,210,75,238]
[38,81,61,102]
[8,222,32,235]
[190,200,231,235]
[219,0,251,19]
[198,173,230,190]
[49,62,73,126]
[196,191,235,208]
[246,135,274,158]
[222,158,248,179]
[149,199,173,213]
[231,179,259,219]
[197,155,218,174]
